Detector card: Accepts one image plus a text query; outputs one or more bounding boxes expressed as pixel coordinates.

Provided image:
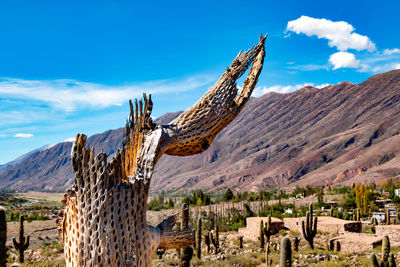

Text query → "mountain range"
[1,70,400,193]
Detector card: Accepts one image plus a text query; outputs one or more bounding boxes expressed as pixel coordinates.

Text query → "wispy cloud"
[288,63,329,71]
[383,48,400,55]
[0,75,213,112]
[253,83,329,97]
[14,133,34,138]
[371,62,400,73]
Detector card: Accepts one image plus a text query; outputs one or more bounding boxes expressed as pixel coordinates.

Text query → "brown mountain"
[1,70,400,193]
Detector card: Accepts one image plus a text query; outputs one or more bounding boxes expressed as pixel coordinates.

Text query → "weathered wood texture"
[57,35,266,267]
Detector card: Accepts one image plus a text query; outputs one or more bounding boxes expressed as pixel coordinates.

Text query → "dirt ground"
[6,219,59,249]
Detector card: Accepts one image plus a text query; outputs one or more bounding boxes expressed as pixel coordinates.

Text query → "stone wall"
[146,195,346,225]
[328,233,382,253]
[238,217,284,240]
[283,216,361,234]
[376,225,400,242]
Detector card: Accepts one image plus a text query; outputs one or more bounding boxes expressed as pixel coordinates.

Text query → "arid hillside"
[1,70,400,193]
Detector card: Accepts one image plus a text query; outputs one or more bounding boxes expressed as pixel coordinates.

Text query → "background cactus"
[301,204,317,249]
[371,253,379,267]
[386,209,391,225]
[382,235,391,266]
[0,208,7,267]
[356,208,360,221]
[292,236,300,252]
[238,236,243,249]
[371,235,392,267]
[196,217,202,259]
[259,219,265,250]
[180,204,193,267]
[371,217,377,234]
[210,222,220,254]
[263,215,273,265]
[12,215,29,263]
[280,237,292,267]
[389,252,396,267]
[397,210,400,224]
[205,232,211,253]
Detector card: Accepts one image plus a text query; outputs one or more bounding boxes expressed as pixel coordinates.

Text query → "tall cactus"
[280,237,292,267]
[264,215,272,243]
[263,215,273,265]
[356,208,360,221]
[382,235,391,267]
[386,209,391,225]
[180,204,193,267]
[259,220,265,250]
[389,253,396,267]
[196,217,202,259]
[205,232,211,253]
[209,220,220,255]
[292,236,300,252]
[371,253,379,267]
[371,235,392,267]
[301,203,317,249]
[238,236,243,249]
[371,217,377,234]
[12,215,29,263]
[210,222,220,254]
[0,208,7,267]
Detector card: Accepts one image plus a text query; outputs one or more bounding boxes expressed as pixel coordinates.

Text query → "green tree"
[223,188,234,201]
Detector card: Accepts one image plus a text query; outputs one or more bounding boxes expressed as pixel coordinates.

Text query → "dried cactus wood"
[0,207,7,267]
[57,35,267,267]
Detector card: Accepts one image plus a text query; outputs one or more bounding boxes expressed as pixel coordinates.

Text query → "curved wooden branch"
[162,34,267,156]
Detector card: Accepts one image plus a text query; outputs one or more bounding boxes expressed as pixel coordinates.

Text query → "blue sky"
[1,0,400,164]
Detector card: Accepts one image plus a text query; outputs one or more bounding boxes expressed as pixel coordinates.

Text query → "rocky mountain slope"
[1,70,400,193]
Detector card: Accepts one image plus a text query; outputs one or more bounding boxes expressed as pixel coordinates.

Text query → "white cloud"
[253,83,329,97]
[0,75,213,112]
[329,52,360,70]
[286,16,376,52]
[383,48,400,55]
[14,133,34,138]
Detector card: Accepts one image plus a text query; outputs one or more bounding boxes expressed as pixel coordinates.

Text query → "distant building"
[395,189,400,197]
[372,212,386,223]
[285,208,293,214]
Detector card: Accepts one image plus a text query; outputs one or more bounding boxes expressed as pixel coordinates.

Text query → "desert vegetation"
[1,177,400,265]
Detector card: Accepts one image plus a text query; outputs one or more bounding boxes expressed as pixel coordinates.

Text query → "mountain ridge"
[1,69,400,193]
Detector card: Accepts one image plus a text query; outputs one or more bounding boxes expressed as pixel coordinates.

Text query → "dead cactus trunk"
[56,36,266,267]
